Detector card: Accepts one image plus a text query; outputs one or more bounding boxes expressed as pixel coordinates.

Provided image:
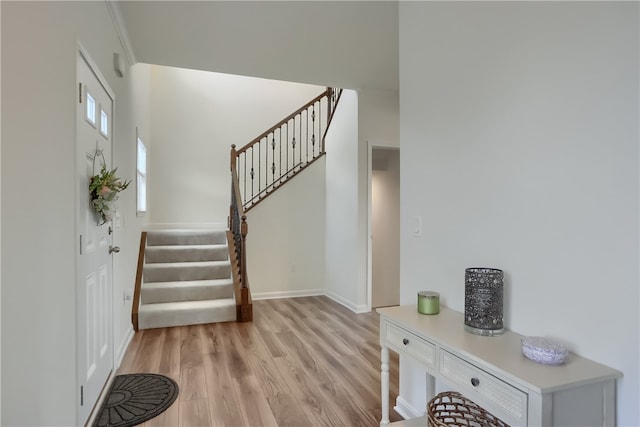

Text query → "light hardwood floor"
[118,296,402,427]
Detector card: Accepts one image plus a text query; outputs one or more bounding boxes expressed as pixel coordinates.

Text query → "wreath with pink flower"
[89,154,131,225]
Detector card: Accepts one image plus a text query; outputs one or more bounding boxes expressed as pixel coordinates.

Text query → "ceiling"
[116,1,399,91]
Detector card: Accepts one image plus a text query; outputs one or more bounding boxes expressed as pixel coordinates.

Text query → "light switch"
[413,215,422,237]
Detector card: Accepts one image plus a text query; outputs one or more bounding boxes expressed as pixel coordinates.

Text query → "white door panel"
[76,50,114,425]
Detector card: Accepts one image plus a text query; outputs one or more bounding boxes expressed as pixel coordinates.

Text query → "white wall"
[399,2,639,425]
[248,158,326,298]
[360,88,400,148]
[0,1,3,420]
[325,90,363,310]
[1,2,149,425]
[322,88,400,312]
[112,62,151,362]
[147,66,323,227]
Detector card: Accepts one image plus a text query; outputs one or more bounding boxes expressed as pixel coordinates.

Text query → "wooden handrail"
[131,231,147,331]
[235,90,330,156]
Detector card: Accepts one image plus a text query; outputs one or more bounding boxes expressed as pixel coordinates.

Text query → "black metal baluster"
[318,99,324,153]
[305,108,309,163]
[250,146,255,204]
[258,138,261,200]
[299,112,302,168]
[279,127,283,184]
[243,153,247,204]
[291,116,296,173]
[271,133,276,190]
[311,103,316,158]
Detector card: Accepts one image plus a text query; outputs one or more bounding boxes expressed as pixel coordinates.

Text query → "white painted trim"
[394,395,424,420]
[325,290,370,313]
[145,222,227,231]
[78,43,115,100]
[355,304,370,314]
[252,290,369,313]
[114,326,134,369]
[252,289,325,300]
[85,372,116,427]
[367,140,374,311]
[0,3,3,421]
[104,0,137,66]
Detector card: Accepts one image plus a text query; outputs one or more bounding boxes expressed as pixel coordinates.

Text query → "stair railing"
[233,87,342,212]
[228,87,342,323]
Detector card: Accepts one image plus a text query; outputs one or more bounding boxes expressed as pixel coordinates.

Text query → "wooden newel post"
[238,214,252,322]
[230,144,237,172]
[240,215,248,286]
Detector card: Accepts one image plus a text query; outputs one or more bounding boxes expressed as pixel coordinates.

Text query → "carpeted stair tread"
[141,279,234,304]
[146,229,227,246]
[137,229,237,330]
[143,260,231,283]
[138,298,236,329]
[145,244,228,263]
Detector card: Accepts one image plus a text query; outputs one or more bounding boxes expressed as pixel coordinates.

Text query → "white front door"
[76,50,115,425]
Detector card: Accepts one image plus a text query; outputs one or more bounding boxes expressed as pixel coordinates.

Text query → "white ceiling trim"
[104,0,137,66]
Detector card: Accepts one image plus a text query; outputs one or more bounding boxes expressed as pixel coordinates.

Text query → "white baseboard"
[145,222,227,231]
[394,395,425,420]
[325,291,371,313]
[114,326,134,369]
[355,303,370,313]
[252,289,325,300]
[252,290,370,315]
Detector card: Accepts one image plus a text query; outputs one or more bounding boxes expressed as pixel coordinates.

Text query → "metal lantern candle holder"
[464,268,504,336]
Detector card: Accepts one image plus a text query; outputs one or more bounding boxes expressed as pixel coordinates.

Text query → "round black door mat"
[93,373,179,427]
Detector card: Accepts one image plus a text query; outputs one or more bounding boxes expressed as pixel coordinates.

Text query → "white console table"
[378,305,622,426]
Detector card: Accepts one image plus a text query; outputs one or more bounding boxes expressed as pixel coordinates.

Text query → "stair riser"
[138,304,236,329]
[145,246,228,263]
[144,263,231,283]
[146,231,227,246]
[141,283,234,304]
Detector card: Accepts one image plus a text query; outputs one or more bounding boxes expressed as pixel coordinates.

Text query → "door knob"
[109,245,120,254]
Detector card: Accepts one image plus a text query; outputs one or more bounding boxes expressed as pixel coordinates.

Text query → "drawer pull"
[470,377,480,387]
[402,338,409,345]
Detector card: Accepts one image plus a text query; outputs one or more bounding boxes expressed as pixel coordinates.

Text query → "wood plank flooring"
[118,296,402,427]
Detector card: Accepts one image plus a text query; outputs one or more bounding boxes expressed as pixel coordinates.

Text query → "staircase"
[136,229,236,330]
[131,88,341,330]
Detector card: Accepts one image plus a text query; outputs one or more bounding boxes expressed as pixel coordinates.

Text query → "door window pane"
[136,137,147,213]
[86,92,96,125]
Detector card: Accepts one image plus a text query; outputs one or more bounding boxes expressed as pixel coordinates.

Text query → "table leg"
[381,345,390,426]
[426,371,435,412]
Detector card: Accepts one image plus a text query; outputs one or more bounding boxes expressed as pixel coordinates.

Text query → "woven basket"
[427,391,510,427]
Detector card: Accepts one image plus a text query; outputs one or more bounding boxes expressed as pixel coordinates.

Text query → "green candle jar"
[417,291,440,315]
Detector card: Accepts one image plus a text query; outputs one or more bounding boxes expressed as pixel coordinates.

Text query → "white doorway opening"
[367,144,400,309]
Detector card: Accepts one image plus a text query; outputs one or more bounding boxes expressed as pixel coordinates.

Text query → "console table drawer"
[440,350,527,425]
[385,322,436,369]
